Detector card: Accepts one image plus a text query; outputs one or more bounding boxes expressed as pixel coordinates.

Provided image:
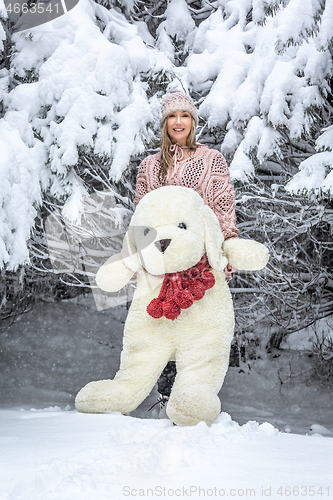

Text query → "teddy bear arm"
[96,253,135,293]
[222,238,269,271]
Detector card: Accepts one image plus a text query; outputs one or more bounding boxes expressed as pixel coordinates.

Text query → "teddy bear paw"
[166,386,221,427]
[75,379,134,414]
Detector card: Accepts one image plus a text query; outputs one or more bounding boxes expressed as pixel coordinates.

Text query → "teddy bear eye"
[178,222,187,230]
[144,227,150,236]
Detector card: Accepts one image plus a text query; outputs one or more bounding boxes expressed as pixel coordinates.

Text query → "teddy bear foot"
[166,386,221,427]
[75,379,139,414]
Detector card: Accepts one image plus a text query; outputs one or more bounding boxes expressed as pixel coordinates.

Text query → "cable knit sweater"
[134,145,239,240]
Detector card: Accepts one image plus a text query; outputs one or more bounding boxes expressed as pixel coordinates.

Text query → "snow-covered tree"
[185,0,333,192]
[156,0,196,66]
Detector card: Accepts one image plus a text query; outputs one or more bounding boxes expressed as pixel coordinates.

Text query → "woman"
[134,91,239,244]
[134,91,239,407]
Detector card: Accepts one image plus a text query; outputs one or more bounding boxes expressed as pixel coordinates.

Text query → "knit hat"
[161,92,198,126]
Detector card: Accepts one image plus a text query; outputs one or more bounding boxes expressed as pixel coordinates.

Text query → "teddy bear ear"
[201,204,228,271]
[120,226,141,273]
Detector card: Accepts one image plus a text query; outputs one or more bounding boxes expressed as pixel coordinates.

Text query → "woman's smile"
[167,111,192,146]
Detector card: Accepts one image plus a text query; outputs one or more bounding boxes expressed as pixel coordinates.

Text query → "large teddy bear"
[75,186,269,426]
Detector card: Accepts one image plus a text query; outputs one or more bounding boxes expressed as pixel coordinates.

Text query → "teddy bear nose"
[155,239,171,253]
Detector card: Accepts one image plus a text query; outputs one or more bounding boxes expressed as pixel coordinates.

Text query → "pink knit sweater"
[134,145,239,240]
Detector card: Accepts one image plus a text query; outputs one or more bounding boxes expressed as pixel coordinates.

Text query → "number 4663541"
[5,3,60,14]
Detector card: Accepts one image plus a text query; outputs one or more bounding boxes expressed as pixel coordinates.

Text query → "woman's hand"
[224,264,236,281]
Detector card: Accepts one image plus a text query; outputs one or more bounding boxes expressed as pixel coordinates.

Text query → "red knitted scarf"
[146,253,215,321]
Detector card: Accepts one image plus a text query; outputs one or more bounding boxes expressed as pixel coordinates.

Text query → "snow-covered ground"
[0,295,332,499]
[1,409,332,500]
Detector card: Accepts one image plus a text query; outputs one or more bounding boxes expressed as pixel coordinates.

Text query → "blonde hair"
[159,116,198,183]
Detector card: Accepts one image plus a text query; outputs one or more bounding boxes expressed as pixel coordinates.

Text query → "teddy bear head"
[122,186,228,275]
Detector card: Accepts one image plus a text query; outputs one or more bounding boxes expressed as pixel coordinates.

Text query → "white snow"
[0,409,332,500]
[276,0,322,47]
[228,140,254,181]
[286,125,333,196]
[286,151,333,196]
[0,120,46,269]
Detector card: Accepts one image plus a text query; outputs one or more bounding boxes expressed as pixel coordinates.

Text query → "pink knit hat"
[161,92,198,126]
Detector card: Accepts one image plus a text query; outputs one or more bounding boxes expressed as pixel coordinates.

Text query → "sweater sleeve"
[206,152,239,240]
[134,158,149,207]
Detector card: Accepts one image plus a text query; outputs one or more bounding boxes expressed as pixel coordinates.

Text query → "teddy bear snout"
[155,238,171,254]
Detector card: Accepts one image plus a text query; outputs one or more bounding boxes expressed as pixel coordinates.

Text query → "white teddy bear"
[75,186,269,426]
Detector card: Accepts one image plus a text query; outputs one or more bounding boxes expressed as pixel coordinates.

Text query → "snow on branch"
[286,126,333,198]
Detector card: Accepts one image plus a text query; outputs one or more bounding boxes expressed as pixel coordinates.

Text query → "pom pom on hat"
[161,92,198,126]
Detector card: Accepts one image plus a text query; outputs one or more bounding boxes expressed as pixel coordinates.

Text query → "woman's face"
[167,110,192,146]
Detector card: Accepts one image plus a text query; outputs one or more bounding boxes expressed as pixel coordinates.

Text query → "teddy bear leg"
[167,384,221,427]
[166,341,232,427]
[75,346,173,415]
